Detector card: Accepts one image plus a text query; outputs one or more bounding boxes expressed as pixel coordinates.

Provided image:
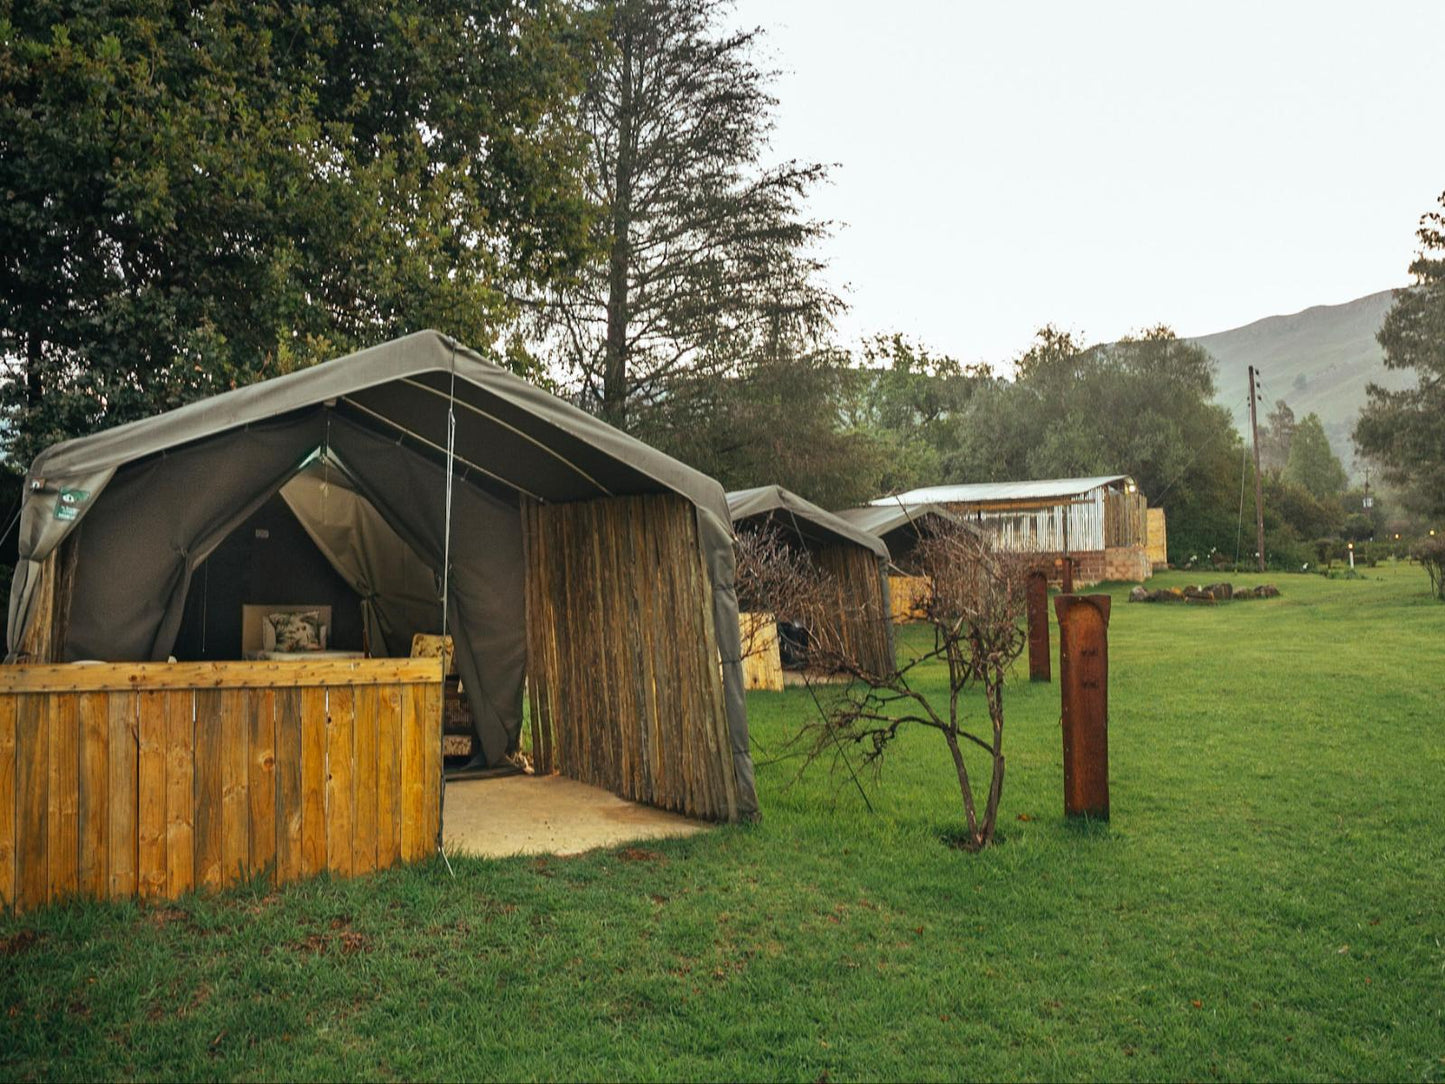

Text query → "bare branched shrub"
[1414,536,1445,601]
[800,526,1029,851]
[733,523,849,664]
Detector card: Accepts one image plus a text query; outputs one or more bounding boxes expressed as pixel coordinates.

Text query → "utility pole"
[1248,365,1266,572]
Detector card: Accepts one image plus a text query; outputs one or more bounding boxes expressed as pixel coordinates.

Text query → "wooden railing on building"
[522,494,739,823]
[0,659,442,913]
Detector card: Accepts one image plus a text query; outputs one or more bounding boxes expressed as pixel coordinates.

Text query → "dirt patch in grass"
[1,930,42,956]
[287,931,372,957]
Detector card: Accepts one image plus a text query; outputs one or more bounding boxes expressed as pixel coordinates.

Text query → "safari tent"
[836,501,970,622]
[1,331,756,912]
[727,485,894,677]
[835,502,968,574]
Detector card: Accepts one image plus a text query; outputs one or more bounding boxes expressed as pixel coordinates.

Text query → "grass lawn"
[3,565,1442,1081]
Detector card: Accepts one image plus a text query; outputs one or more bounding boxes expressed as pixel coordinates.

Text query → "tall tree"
[542,0,839,427]
[1354,190,1445,519]
[632,348,892,509]
[0,1,596,466]
[846,334,993,485]
[1258,399,1297,475]
[1283,412,1347,500]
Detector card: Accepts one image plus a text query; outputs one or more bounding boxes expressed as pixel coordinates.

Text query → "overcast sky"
[729,0,1445,368]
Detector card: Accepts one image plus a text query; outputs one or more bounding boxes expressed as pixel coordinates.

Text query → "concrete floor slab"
[442,774,708,858]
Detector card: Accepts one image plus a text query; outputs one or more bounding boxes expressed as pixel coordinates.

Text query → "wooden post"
[1026,570,1050,682]
[1056,555,1076,595]
[1054,594,1110,820]
[1249,364,1266,572]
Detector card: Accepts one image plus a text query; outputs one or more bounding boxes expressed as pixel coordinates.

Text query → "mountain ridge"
[1185,288,1410,468]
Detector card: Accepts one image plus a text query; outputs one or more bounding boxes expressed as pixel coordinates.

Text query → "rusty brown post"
[1060,555,1076,595]
[1054,593,1110,819]
[1026,570,1050,682]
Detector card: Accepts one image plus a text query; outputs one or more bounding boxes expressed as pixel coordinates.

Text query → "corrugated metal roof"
[873,475,1131,506]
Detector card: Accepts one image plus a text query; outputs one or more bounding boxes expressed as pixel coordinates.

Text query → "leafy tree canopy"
[1354,189,1445,520]
[0,0,598,466]
[539,0,838,428]
[1283,412,1348,500]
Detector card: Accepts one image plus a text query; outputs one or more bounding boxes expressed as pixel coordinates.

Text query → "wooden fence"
[888,575,932,623]
[0,659,442,913]
[1146,507,1168,567]
[739,613,783,692]
[522,493,739,823]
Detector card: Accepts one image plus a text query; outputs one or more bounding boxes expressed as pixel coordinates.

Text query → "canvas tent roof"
[9,331,755,815]
[835,502,966,539]
[727,486,889,558]
[875,476,1131,506]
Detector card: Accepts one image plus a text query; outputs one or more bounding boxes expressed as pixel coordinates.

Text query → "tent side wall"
[813,544,894,676]
[522,493,741,822]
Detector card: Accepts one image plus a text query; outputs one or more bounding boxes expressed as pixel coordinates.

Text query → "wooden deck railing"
[0,659,442,913]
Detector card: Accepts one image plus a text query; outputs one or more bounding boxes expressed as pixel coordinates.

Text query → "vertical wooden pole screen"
[0,659,442,913]
[522,494,739,822]
[812,545,893,677]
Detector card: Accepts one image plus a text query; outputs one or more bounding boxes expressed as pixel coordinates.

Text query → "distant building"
[875,475,1153,586]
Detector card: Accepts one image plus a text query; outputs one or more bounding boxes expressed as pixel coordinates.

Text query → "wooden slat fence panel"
[739,613,783,692]
[522,493,737,822]
[0,659,440,914]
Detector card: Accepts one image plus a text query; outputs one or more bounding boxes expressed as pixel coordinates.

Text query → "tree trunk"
[978,681,1006,844]
[25,330,44,453]
[602,28,636,428]
[942,728,979,843]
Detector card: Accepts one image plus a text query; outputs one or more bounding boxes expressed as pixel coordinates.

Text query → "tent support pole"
[437,346,458,869]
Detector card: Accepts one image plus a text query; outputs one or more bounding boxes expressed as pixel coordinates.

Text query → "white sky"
[730,0,1445,368]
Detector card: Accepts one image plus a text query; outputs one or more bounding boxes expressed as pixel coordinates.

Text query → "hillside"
[1187,289,1410,467]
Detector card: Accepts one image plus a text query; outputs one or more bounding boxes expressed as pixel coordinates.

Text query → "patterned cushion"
[266,610,322,652]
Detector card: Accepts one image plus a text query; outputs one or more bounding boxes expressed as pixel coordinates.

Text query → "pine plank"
[248,688,277,879]
[136,691,167,897]
[107,691,138,899]
[325,685,354,877]
[0,657,446,693]
[298,688,327,877]
[274,688,303,884]
[0,695,15,908]
[193,689,223,891]
[76,691,109,898]
[163,689,195,897]
[421,680,441,855]
[220,688,249,886]
[400,683,424,861]
[15,695,47,911]
[375,684,402,868]
[46,693,79,902]
[352,684,378,875]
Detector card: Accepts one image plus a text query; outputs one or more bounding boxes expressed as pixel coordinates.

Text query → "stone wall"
[1022,545,1152,588]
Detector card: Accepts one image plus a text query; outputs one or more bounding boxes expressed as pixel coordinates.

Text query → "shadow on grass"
[1062,814,1113,839]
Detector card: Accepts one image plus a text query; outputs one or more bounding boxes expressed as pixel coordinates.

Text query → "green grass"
[3,565,1443,1082]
